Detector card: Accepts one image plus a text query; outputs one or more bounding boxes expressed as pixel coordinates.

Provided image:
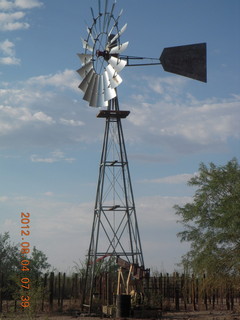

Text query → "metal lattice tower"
[83,97,144,309]
[89,99,144,266]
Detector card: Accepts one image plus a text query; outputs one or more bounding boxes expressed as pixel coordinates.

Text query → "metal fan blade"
[160,43,207,82]
[108,56,126,73]
[106,64,122,88]
[97,75,108,107]
[83,73,97,102]
[90,7,95,20]
[90,75,100,107]
[107,9,123,38]
[87,27,96,44]
[103,71,116,101]
[90,7,98,35]
[98,0,102,31]
[110,42,129,54]
[77,53,92,65]
[78,69,94,92]
[81,38,93,52]
[102,0,109,32]
[105,1,116,32]
[77,61,93,78]
[109,23,127,45]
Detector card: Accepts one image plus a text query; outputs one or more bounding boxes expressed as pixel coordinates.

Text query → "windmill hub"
[96,49,110,60]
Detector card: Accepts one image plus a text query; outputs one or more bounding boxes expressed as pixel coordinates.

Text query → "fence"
[0,271,239,314]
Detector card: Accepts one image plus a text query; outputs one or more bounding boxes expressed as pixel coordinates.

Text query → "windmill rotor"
[77,1,129,108]
[77,2,207,108]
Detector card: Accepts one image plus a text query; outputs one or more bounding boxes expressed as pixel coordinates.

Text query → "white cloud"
[32,111,54,124]
[59,118,85,127]
[125,76,240,152]
[141,173,196,184]
[0,0,13,10]
[0,11,29,31]
[0,0,43,66]
[0,39,14,55]
[1,71,239,154]
[27,69,79,91]
[14,0,43,9]
[0,196,9,202]
[0,0,43,10]
[0,56,20,65]
[0,39,20,65]
[31,150,76,163]
[0,105,54,131]
[146,76,187,96]
[44,192,54,197]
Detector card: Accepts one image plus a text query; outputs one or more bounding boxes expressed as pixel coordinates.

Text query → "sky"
[0,0,240,274]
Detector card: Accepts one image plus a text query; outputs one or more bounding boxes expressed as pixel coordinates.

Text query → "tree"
[0,232,20,277]
[28,246,51,280]
[0,232,51,298]
[174,158,240,281]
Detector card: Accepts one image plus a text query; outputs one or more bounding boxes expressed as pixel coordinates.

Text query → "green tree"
[0,232,51,298]
[0,232,20,277]
[174,158,240,280]
[28,246,51,279]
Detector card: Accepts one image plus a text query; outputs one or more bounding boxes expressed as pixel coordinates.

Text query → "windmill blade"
[103,0,109,32]
[103,70,116,101]
[160,43,207,82]
[105,1,116,32]
[77,53,92,65]
[106,64,123,88]
[83,73,97,102]
[98,0,102,31]
[110,41,129,54]
[90,7,98,35]
[87,27,96,44]
[81,38,94,52]
[90,75,100,107]
[78,68,94,92]
[97,75,108,107]
[77,61,93,78]
[107,9,123,38]
[109,23,127,45]
[108,56,126,73]
[90,7,95,20]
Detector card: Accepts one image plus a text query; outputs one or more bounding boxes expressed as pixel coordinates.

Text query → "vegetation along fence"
[0,271,239,314]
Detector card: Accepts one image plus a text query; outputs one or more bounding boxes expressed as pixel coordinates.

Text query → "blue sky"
[0,0,239,273]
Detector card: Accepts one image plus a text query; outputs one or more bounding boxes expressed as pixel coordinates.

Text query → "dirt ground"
[1,310,240,320]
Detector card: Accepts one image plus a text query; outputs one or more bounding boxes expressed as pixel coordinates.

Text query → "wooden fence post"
[191,274,197,311]
[41,273,48,312]
[159,274,163,310]
[203,274,208,311]
[60,273,66,311]
[175,273,180,311]
[57,272,61,308]
[0,272,3,313]
[49,272,54,312]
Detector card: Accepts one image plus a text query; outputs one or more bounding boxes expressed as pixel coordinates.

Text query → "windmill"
[77,0,207,312]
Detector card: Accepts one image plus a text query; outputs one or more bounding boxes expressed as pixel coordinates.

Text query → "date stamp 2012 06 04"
[20,212,31,308]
